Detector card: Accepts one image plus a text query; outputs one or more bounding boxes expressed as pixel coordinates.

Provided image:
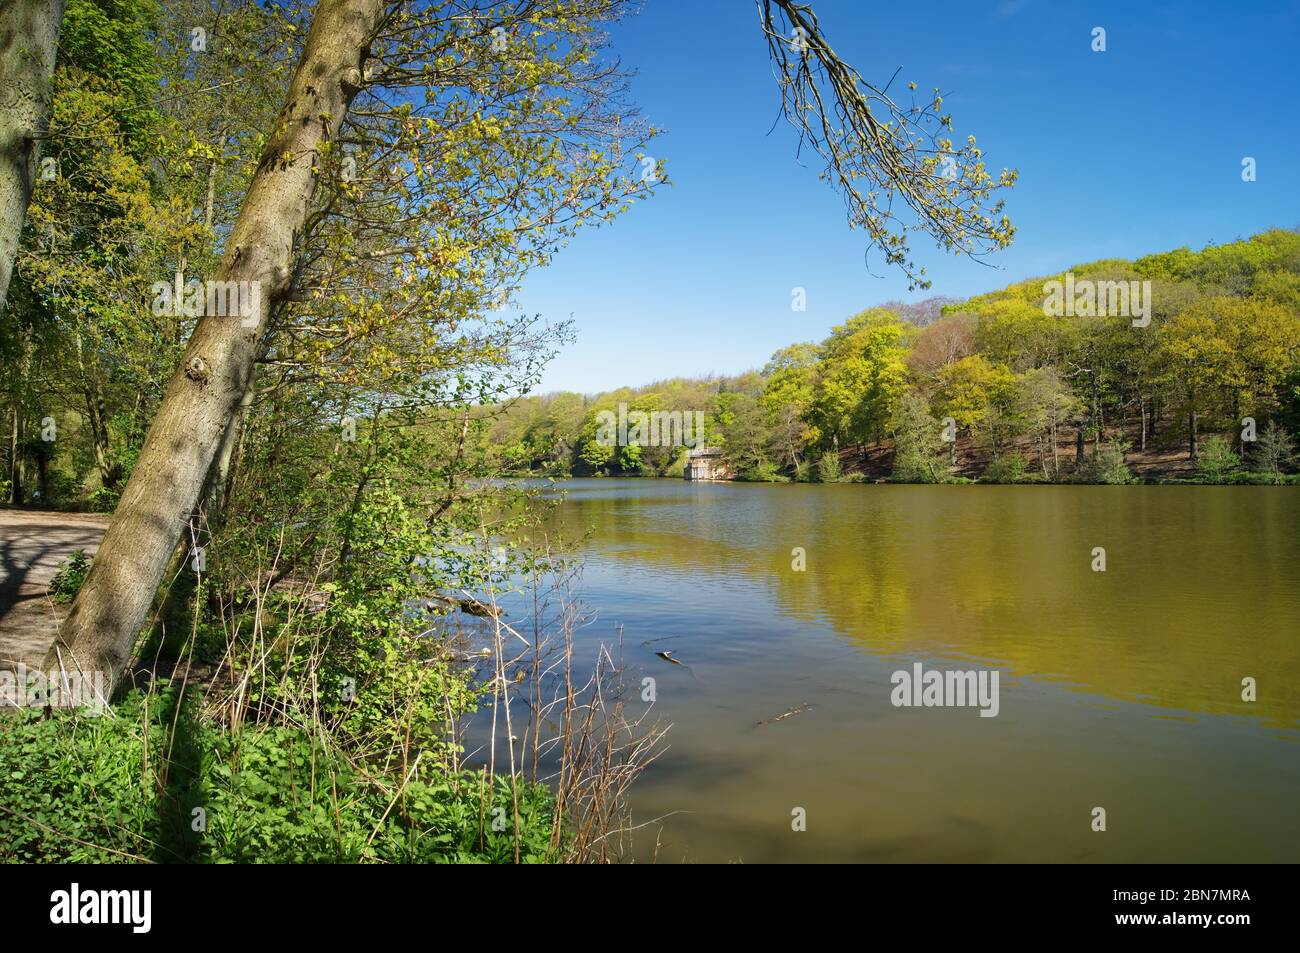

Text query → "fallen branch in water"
[756,704,814,727]
[425,594,502,619]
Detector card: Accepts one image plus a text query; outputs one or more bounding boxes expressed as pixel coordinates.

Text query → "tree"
[0,0,65,318]
[1250,420,1294,482]
[1196,436,1239,484]
[19,0,183,495]
[1087,441,1136,485]
[1158,301,1236,459]
[890,387,944,482]
[716,389,773,478]
[812,309,910,449]
[1014,366,1082,478]
[905,312,976,380]
[576,419,614,474]
[1220,297,1300,441]
[933,354,1015,454]
[48,0,392,690]
[760,342,820,471]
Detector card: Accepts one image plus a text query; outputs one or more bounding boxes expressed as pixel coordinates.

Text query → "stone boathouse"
[684,447,731,481]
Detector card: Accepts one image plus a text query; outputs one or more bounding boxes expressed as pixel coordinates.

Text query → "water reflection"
[508,480,1300,862]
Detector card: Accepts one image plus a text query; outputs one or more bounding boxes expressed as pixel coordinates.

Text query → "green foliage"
[59,0,163,147]
[810,309,912,448]
[741,460,788,482]
[0,686,558,864]
[1197,437,1240,484]
[982,452,1028,484]
[48,550,91,604]
[816,451,843,483]
[1249,420,1296,481]
[1074,442,1137,485]
[617,442,644,474]
[890,388,946,482]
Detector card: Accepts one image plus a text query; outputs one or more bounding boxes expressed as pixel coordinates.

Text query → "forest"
[487,229,1300,486]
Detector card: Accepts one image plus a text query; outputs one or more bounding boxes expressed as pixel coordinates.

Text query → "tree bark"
[203,360,259,522]
[1050,403,1058,474]
[74,329,121,488]
[46,0,388,690]
[6,402,19,502]
[0,0,64,319]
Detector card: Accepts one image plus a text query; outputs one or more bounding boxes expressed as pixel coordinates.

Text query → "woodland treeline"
[488,230,1300,484]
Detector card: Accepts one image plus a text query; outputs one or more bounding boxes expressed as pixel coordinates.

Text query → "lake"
[509,479,1300,862]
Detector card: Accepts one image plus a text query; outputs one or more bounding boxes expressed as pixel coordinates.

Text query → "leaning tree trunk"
[0,0,64,319]
[46,0,388,690]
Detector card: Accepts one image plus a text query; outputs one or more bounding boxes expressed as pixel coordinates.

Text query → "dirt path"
[0,508,109,670]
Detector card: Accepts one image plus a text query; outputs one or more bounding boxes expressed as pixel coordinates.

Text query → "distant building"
[684,447,731,481]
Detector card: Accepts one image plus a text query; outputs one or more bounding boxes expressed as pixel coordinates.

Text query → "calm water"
[514,479,1300,862]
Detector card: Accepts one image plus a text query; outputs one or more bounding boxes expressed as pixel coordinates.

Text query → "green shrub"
[982,452,1028,484]
[891,451,939,483]
[742,460,788,482]
[87,485,121,512]
[816,451,842,483]
[1094,443,1137,484]
[1221,470,1300,485]
[48,550,91,605]
[1069,442,1136,484]
[1197,436,1240,484]
[0,686,559,864]
[1247,420,1295,483]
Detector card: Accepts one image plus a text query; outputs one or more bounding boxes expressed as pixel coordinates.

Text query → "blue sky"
[511,0,1300,393]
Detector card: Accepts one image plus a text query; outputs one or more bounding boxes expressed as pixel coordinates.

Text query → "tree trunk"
[0,0,64,318]
[7,402,19,502]
[36,445,48,499]
[1050,405,1059,474]
[1188,410,1198,460]
[75,330,121,488]
[203,132,227,233]
[203,361,259,522]
[45,0,387,690]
